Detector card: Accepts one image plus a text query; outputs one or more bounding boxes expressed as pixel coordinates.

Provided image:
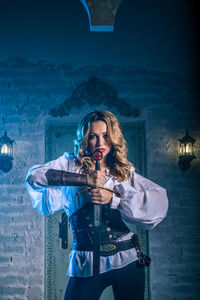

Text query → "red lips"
[96,148,105,152]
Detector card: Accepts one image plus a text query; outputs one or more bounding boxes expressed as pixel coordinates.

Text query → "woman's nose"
[96,136,104,146]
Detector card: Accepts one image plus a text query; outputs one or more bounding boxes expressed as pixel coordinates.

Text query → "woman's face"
[88,121,112,160]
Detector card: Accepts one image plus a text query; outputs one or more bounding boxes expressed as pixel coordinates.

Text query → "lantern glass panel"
[180,143,185,155]
[1,144,9,155]
[186,142,193,155]
[10,145,13,156]
[0,144,12,156]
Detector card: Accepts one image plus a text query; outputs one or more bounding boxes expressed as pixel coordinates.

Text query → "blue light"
[81,0,91,29]
[90,25,114,32]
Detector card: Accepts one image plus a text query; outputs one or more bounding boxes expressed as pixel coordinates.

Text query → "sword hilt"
[92,150,103,171]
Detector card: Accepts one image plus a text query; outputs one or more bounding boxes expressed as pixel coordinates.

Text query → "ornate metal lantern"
[178,130,196,171]
[0,131,15,173]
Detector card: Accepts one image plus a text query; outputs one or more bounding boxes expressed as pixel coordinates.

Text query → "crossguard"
[92,150,103,161]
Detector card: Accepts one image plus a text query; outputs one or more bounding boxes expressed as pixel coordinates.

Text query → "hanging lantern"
[0,131,15,173]
[81,0,121,32]
[178,130,196,171]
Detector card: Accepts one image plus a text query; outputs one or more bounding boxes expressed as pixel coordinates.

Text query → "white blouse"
[25,152,168,277]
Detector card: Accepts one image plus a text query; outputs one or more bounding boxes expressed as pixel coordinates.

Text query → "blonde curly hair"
[74,110,133,182]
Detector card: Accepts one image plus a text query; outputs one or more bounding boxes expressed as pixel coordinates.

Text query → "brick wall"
[0,57,199,299]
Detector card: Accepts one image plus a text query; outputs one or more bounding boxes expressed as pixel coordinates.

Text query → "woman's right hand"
[87,170,106,188]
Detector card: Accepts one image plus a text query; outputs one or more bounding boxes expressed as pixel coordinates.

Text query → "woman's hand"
[87,170,105,188]
[90,188,112,205]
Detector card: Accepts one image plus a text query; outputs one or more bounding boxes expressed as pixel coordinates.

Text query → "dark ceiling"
[0,0,199,74]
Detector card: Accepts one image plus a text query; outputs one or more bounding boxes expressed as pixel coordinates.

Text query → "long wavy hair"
[74,110,133,181]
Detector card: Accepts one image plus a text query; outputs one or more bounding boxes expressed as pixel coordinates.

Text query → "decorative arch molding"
[49,76,140,117]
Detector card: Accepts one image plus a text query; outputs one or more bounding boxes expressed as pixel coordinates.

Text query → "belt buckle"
[100,243,117,253]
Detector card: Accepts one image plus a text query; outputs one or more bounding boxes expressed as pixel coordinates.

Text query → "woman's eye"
[89,135,96,140]
[103,134,108,139]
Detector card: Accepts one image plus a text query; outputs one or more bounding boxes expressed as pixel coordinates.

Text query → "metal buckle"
[100,244,117,252]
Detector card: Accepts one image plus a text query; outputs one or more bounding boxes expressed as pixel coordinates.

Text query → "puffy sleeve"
[25,152,72,215]
[111,168,168,230]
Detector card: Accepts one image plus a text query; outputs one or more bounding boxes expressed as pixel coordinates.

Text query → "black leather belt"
[72,234,151,267]
[100,238,135,256]
[100,235,151,266]
[72,236,135,256]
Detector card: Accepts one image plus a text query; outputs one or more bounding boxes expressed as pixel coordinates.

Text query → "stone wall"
[0,57,199,299]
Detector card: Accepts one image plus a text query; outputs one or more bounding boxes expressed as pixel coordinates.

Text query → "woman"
[25,110,168,300]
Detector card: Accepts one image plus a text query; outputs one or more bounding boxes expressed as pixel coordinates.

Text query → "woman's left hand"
[90,188,112,205]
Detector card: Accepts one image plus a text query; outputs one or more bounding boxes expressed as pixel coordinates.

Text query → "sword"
[92,150,103,276]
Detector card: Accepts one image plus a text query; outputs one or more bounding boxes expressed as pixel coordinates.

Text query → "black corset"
[69,202,130,252]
